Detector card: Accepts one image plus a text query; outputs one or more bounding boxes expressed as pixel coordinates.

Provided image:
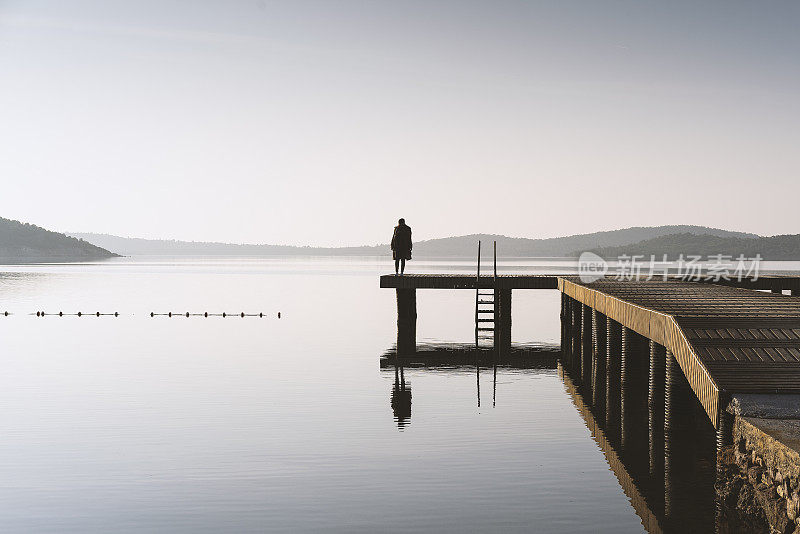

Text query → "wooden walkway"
[561,277,800,427]
[380,274,558,289]
[379,273,799,292]
[381,273,800,427]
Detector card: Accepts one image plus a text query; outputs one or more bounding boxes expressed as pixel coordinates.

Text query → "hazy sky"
[1,1,798,245]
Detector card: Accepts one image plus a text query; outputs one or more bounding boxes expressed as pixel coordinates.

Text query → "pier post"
[560,294,567,358]
[494,288,512,353]
[571,299,581,370]
[581,304,592,392]
[396,288,417,356]
[606,319,621,443]
[563,296,575,369]
[620,326,631,451]
[592,310,607,411]
[715,406,735,530]
[664,349,693,527]
[648,341,666,483]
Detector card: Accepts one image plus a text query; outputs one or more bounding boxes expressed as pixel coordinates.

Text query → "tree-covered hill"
[0,217,119,262]
[70,225,757,258]
[587,233,800,260]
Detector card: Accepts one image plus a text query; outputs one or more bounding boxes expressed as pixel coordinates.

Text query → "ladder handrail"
[493,240,498,355]
[475,240,481,347]
[493,240,497,280]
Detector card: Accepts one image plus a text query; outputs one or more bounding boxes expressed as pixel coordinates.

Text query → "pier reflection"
[561,340,723,533]
[391,360,412,429]
[381,343,559,428]
[380,340,737,533]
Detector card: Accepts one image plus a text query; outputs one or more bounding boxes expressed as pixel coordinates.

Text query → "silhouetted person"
[391,218,412,275]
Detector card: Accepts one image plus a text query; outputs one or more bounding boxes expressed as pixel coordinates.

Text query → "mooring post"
[396,288,417,356]
[648,340,666,483]
[494,288,512,353]
[606,318,621,442]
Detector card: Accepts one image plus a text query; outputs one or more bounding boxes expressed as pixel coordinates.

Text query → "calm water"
[0,257,796,532]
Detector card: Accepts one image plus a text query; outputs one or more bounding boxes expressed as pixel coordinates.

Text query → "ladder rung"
[477,327,494,331]
[477,309,494,314]
[477,319,494,322]
[477,300,494,304]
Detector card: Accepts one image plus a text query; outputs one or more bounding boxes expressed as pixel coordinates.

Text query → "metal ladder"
[475,240,497,349]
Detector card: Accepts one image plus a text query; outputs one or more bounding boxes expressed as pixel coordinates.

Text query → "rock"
[751,467,765,485]
[766,467,775,484]
[790,493,800,522]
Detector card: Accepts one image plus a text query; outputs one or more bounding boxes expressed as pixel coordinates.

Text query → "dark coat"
[391,224,412,260]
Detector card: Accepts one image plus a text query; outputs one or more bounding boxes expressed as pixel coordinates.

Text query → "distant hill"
[0,217,118,263]
[69,225,757,258]
[588,233,800,260]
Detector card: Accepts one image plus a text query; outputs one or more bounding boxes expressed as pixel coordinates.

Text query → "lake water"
[0,257,797,532]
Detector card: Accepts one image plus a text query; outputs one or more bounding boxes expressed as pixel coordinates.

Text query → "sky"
[0,1,798,246]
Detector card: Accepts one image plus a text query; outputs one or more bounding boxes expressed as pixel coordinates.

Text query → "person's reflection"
[391,360,412,429]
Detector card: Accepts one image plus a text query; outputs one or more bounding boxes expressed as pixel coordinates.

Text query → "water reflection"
[391,361,412,429]
[382,343,559,428]
[381,338,749,532]
[560,342,726,534]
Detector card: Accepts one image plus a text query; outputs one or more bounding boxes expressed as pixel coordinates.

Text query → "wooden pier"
[381,273,800,430]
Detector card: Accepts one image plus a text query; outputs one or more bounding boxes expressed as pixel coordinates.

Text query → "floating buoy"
[150,312,154,317]
[278,312,281,319]
[36,311,40,317]
[204,312,208,317]
[114,312,119,317]
[259,312,263,318]
[59,311,63,316]
[168,312,172,317]
[96,312,100,317]
[240,312,245,318]
[222,312,226,317]
[77,312,82,317]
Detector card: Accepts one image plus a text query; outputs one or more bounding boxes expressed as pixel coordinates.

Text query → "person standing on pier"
[391,218,412,275]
